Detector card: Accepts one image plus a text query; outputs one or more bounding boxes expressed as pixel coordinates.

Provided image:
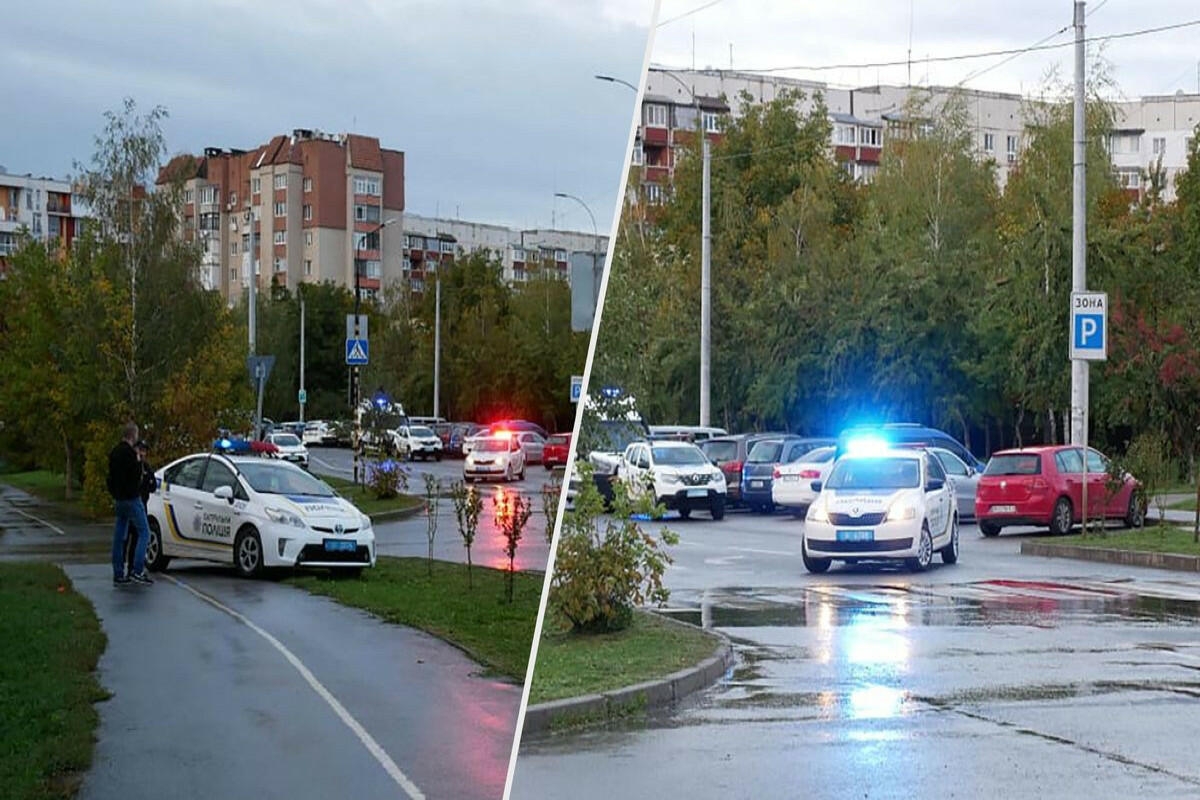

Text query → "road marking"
[310,456,353,475]
[162,574,425,799]
[728,547,795,557]
[3,503,65,535]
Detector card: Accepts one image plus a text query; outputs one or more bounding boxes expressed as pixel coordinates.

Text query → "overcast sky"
[640,0,1200,101]
[1,0,655,234]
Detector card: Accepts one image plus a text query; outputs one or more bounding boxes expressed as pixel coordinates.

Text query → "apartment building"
[158,129,404,300]
[0,170,87,269]
[639,67,1200,203]
[401,214,607,289]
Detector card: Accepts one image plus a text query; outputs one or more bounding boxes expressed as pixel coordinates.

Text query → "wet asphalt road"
[512,509,1200,799]
[67,562,519,800]
[309,447,558,572]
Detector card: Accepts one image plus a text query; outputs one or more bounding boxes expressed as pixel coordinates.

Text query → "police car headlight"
[807,500,829,523]
[886,504,917,522]
[265,507,306,528]
[359,513,373,532]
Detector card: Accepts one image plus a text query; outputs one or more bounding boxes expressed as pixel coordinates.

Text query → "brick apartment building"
[159,129,404,301]
[0,170,87,270]
[638,66,1200,204]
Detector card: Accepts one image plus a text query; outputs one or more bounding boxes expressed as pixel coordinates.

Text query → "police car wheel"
[145,520,171,572]
[234,528,265,578]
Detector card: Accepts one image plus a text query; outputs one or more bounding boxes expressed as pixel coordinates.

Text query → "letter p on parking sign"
[1069,291,1107,361]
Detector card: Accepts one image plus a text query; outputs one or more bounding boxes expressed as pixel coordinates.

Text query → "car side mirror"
[214,485,234,503]
[926,478,945,492]
[810,480,822,493]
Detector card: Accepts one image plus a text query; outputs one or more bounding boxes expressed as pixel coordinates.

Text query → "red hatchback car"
[975,446,1144,536]
[543,433,572,470]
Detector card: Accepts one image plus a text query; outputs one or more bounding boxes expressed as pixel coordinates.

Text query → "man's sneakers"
[113,573,131,586]
[129,571,154,585]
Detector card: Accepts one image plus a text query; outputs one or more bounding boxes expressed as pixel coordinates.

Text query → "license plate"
[990,505,1017,514]
[686,489,708,498]
[750,480,765,488]
[781,475,799,482]
[836,529,874,543]
[323,539,357,553]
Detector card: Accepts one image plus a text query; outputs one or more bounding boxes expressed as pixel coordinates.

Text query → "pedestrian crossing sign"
[345,338,369,365]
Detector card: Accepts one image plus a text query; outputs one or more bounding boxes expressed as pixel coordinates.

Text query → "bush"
[1110,431,1175,528]
[367,458,408,500]
[549,463,678,633]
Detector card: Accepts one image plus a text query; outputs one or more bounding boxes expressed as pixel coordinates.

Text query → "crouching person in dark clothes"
[108,422,153,586]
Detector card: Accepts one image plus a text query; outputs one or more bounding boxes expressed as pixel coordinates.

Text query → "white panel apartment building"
[402,214,607,288]
[0,170,88,269]
[640,67,1200,202]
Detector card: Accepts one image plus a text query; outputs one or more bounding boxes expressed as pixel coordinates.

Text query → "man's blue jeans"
[112,498,150,578]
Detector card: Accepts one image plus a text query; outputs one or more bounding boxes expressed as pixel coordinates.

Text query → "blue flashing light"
[599,385,623,399]
[219,438,232,449]
[844,434,892,457]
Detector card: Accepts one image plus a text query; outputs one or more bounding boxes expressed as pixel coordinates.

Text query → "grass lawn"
[1060,527,1200,555]
[0,471,87,517]
[529,609,721,705]
[0,564,107,800]
[318,475,424,518]
[286,556,540,680]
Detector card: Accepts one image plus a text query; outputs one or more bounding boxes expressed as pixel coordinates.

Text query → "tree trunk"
[467,547,473,589]
[63,439,73,501]
[1047,407,1056,447]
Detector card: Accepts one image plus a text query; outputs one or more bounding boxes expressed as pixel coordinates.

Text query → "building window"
[409,235,425,250]
[644,104,668,127]
[441,240,455,253]
[274,231,286,245]
[1117,170,1141,189]
[303,177,312,193]
[512,247,525,262]
[1006,135,1018,163]
[273,174,287,190]
[644,182,664,205]
[354,232,380,250]
[701,111,720,133]
[199,212,220,232]
[184,189,194,203]
[199,186,219,205]
[354,204,381,223]
[274,202,286,217]
[1153,137,1167,156]
[231,242,238,256]
[303,204,312,220]
[304,259,312,276]
[365,260,382,279]
[1107,133,1140,155]
[834,125,856,145]
[274,257,287,273]
[631,145,644,166]
[554,249,567,261]
[231,267,238,281]
[252,206,261,221]
[859,127,881,147]
[402,257,412,270]
[983,133,995,153]
[251,177,261,194]
[304,231,313,246]
[410,278,425,292]
[353,176,381,196]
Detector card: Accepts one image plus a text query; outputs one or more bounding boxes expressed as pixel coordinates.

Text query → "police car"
[144,439,375,578]
[803,446,958,573]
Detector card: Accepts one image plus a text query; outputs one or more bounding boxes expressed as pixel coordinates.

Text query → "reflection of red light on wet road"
[980,579,1121,596]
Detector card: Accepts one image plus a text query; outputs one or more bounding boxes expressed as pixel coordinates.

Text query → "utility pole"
[1072,1,1090,532]
[434,275,441,419]
[700,137,712,427]
[299,293,306,424]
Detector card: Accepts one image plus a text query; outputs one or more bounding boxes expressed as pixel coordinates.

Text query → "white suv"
[390,425,444,461]
[617,440,727,520]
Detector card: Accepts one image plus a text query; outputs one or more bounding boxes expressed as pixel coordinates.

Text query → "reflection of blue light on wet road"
[849,685,907,720]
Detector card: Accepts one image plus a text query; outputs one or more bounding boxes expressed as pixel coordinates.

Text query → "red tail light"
[800,469,820,479]
[723,460,743,473]
[773,467,781,479]
[1031,478,1048,491]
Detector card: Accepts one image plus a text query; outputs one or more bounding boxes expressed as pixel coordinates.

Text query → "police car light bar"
[844,434,892,457]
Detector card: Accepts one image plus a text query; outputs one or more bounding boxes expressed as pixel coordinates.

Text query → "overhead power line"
[658,0,728,27]
[732,18,1200,75]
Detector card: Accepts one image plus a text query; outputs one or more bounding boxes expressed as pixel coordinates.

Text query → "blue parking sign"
[1069,292,1107,361]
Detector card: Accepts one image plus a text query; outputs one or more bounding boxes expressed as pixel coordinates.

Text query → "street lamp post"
[554,192,600,317]
[352,216,398,485]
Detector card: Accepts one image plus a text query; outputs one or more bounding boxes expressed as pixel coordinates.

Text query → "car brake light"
[1031,478,1048,491]
[724,460,743,473]
[772,467,781,479]
[800,469,820,479]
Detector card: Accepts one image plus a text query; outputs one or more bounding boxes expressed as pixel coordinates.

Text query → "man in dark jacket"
[123,440,157,576]
[109,422,153,586]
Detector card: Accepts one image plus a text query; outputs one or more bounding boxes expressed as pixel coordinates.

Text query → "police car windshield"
[409,426,435,437]
[652,446,708,466]
[826,457,921,490]
[238,463,335,496]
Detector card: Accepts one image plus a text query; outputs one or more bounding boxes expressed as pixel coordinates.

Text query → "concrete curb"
[521,613,735,736]
[368,503,426,523]
[1021,541,1200,572]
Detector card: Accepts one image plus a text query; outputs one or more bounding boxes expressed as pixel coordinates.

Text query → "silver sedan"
[932,447,980,520]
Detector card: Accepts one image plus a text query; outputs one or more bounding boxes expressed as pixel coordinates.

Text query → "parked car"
[974,446,1144,537]
[741,436,835,513]
[303,420,333,447]
[930,447,980,521]
[804,447,959,573]
[266,431,310,469]
[617,440,727,520]
[649,425,728,443]
[699,433,787,506]
[445,423,482,458]
[389,424,444,461]
[543,433,572,470]
[463,434,526,482]
[836,423,985,472]
[516,431,546,464]
[772,445,836,514]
